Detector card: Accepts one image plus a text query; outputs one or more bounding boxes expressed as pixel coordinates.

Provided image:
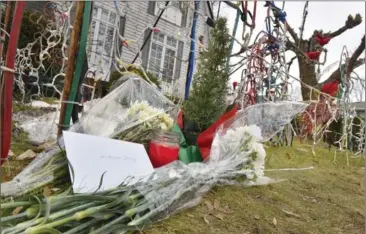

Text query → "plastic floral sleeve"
[68,73,178,138]
[128,101,308,226]
[1,74,178,198]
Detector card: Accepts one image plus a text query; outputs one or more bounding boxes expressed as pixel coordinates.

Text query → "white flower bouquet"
[207,102,308,185]
[117,100,174,146]
[0,102,309,233]
[214,125,266,181]
[68,75,178,140]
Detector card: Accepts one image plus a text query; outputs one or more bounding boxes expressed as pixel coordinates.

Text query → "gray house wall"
[22,1,212,99]
[350,102,366,118]
[90,1,211,98]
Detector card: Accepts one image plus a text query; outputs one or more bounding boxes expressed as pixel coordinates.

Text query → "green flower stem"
[125,203,150,217]
[27,227,63,234]
[63,218,102,234]
[49,195,116,204]
[72,204,113,221]
[24,216,75,234]
[1,201,33,210]
[73,190,132,221]
[1,212,28,224]
[128,193,143,204]
[5,202,97,234]
[89,213,128,234]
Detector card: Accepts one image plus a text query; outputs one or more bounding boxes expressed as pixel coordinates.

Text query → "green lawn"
[148,142,364,234]
[1,127,364,234]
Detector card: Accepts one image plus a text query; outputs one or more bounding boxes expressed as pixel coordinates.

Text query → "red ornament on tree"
[232,81,238,90]
[315,34,332,46]
[305,51,321,60]
[321,80,339,97]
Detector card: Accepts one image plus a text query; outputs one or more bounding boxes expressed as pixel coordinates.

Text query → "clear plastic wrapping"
[2,96,307,231]
[68,74,178,138]
[2,74,178,198]
[1,146,63,198]
[129,101,308,225]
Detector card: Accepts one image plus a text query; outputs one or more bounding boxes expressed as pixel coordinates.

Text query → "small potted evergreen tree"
[183,17,230,144]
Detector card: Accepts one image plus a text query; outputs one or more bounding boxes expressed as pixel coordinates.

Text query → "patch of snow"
[19,111,59,144]
[31,100,59,109]
[14,98,103,144]
[16,149,37,160]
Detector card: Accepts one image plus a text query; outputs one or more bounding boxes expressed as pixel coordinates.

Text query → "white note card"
[63,131,154,193]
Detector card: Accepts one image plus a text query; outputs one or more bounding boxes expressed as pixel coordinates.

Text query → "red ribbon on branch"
[321,80,339,97]
[305,51,321,60]
[315,34,332,46]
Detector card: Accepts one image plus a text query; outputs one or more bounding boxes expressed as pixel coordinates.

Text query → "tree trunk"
[298,57,318,101]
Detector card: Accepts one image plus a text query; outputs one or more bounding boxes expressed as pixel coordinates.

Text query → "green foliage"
[183,17,231,131]
[127,66,161,88]
[107,66,161,92]
[165,94,183,105]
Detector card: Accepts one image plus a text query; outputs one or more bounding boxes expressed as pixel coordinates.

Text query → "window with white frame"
[154,2,182,26]
[87,6,117,72]
[148,32,178,84]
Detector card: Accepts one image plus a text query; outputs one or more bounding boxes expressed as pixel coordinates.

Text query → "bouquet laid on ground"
[1,75,178,198]
[1,102,307,233]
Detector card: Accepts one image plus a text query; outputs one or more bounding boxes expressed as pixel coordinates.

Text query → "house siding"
[45,1,211,98]
[90,1,210,98]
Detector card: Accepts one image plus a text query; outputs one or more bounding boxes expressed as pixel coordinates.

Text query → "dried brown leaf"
[213,213,224,221]
[213,199,221,210]
[12,206,23,216]
[273,217,277,226]
[214,199,220,210]
[220,204,233,214]
[202,215,210,224]
[43,185,53,197]
[281,209,301,218]
[204,200,214,213]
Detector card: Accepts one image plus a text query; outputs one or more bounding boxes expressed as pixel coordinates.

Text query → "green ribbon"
[171,123,203,164]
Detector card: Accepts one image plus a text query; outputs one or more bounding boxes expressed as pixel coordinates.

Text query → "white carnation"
[217,124,266,180]
[126,101,174,131]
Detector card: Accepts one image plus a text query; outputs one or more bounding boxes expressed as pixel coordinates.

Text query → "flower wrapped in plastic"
[1,74,177,198]
[128,101,308,226]
[118,100,174,146]
[69,73,178,144]
[1,102,309,233]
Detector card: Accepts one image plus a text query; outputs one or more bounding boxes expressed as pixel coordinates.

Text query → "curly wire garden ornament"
[3,1,365,158]
[10,1,74,102]
[226,3,365,158]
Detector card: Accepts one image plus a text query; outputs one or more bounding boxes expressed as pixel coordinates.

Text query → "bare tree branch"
[298,1,309,41]
[317,36,365,89]
[323,14,362,39]
[230,45,252,57]
[347,35,365,75]
[285,22,299,44]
